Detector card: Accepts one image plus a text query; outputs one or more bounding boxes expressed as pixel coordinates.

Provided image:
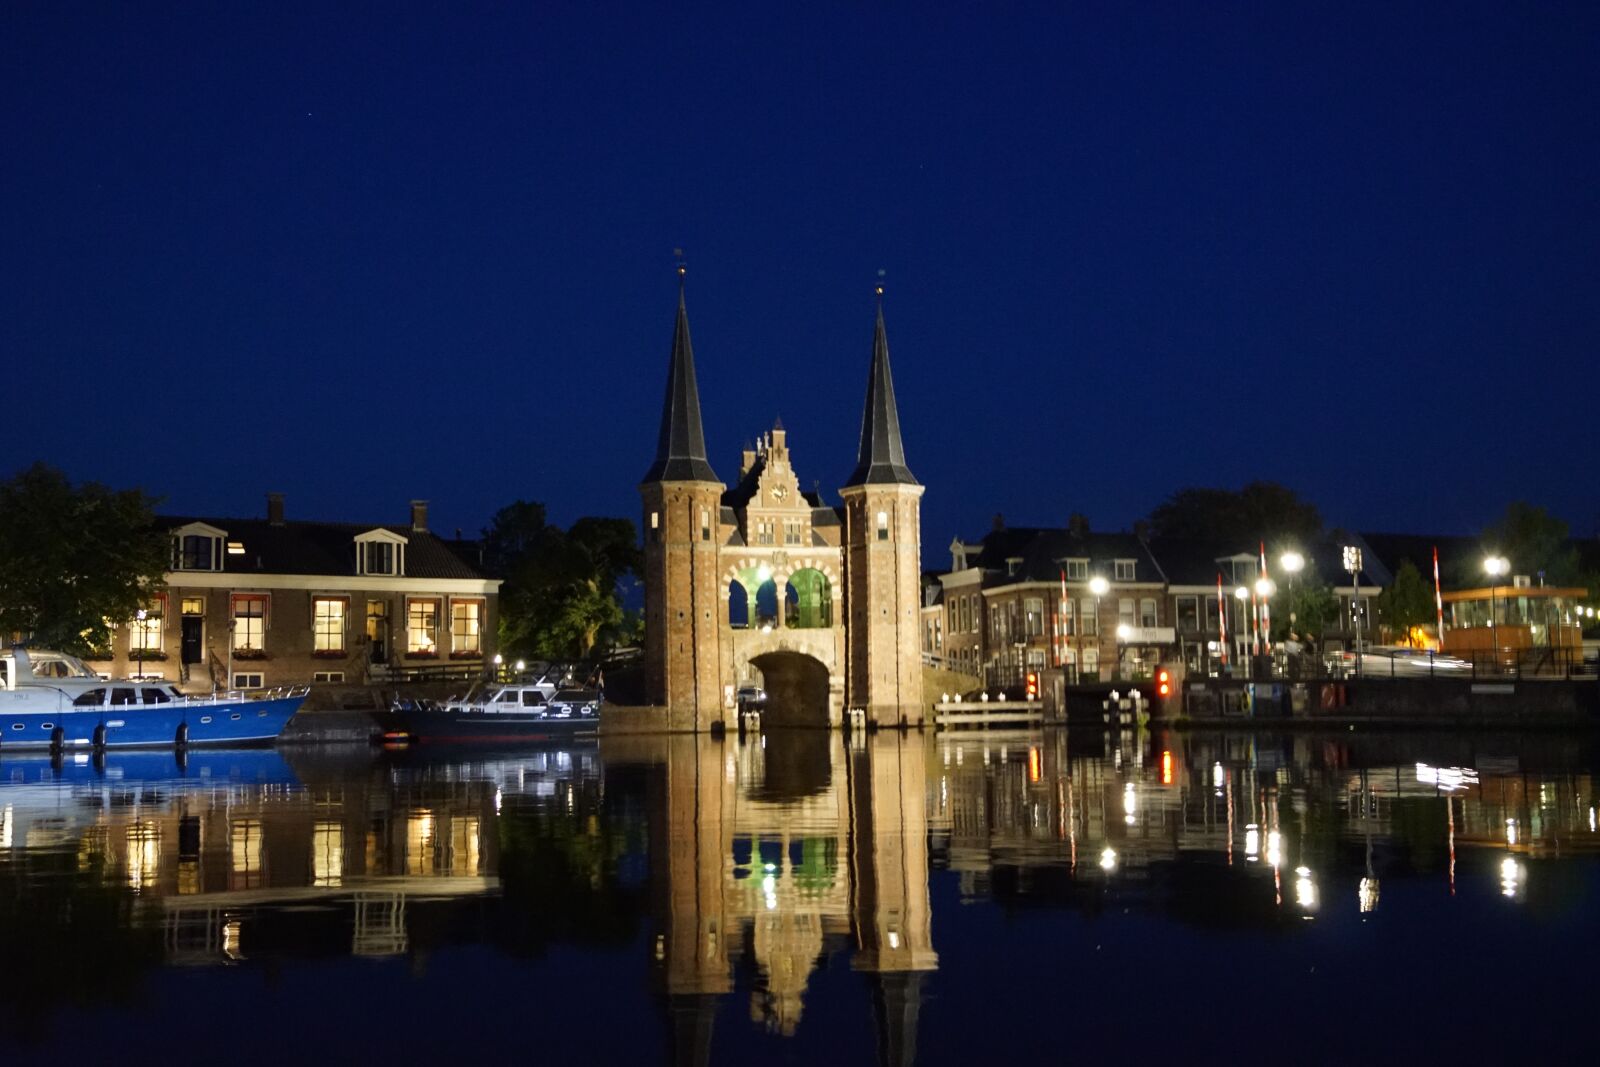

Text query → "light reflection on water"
[0,730,1596,1061]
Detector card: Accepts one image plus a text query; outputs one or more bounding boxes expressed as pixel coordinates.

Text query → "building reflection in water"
[2,729,1598,1056]
[610,727,936,1066]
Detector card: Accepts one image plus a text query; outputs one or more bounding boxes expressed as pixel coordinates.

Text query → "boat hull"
[0,695,304,750]
[376,708,599,744]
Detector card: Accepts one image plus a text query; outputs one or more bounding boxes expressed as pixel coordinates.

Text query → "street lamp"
[1280,552,1305,628]
[135,608,147,679]
[1088,576,1109,679]
[1342,545,1365,672]
[1234,586,1249,671]
[1483,556,1509,651]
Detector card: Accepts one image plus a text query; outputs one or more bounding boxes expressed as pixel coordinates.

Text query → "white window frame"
[312,670,346,684]
[406,596,441,654]
[170,522,227,572]
[1065,559,1089,581]
[1114,559,1136,581]
[231,593,269,652]
[130,594,166,654]
[450,598,484,656]
[312,596,347,653]
[232,672,264,690]
[354,528,409,577]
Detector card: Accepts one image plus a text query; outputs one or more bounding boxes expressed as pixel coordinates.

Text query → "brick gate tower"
[641,278,923,732]
[640,273,726,732]
[840,294,925,725]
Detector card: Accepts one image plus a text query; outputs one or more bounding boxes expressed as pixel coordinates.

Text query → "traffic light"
[1025,671,1039,699]
[1156,667,1172,699]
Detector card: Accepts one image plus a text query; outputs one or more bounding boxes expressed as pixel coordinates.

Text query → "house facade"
[93,495,500,692]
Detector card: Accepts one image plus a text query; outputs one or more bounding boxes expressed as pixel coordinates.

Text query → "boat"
[0,646,306,750]
[376,679,601,744]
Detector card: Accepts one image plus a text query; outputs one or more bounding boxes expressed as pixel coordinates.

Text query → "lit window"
[130,598,164,653]
[1024,598,1043,636]
[876,511,889,541]
[180,597,204,617]
[232,595,267,651]
[701,509,711,542]
[1115,559,1136,581]
[313,597,346,653]
[227,541,246,555]
[367,600,390,660]
[451,600,482,655]
[408,599,440,654]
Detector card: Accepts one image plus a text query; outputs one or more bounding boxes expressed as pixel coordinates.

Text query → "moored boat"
[0,646,306,750]
[377,680,600,744]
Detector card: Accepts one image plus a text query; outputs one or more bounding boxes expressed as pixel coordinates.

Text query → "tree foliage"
[1377,560,1435,644]
[1147,481,1324,549]
[0,463,167,655]
[483,501,641,660]
[1483,501,1582,586]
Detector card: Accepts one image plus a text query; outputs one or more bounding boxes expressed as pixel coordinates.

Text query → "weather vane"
[875,267,885,298]
[674,247,686,278]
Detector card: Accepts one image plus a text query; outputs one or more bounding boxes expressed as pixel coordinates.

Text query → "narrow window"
[701,509,711,542]
[451,600,483,655]
[876,511,889,541]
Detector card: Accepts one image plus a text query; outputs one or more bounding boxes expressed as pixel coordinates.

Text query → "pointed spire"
[643,270,719,483]
[843,289,917,487]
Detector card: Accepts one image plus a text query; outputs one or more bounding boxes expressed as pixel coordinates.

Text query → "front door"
[181,617,203,665]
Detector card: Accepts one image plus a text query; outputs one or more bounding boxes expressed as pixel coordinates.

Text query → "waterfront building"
[93,495,500,691]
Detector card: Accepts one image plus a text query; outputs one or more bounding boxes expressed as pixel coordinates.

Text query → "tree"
[483,501,641,660]
[1483,501,1582,586]
[1377,560,1435,645]
[1147,481,1324,549]
[0,463,167,655]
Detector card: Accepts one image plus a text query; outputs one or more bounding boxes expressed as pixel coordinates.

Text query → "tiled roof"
[966,527,1165,585]
[161,516,493,580]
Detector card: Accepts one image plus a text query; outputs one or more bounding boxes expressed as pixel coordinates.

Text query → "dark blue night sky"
[6,3,1597,546]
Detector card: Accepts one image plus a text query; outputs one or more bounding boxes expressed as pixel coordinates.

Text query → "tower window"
[701,509,710,541]
[876,511,889,541]
[650,511,660,544]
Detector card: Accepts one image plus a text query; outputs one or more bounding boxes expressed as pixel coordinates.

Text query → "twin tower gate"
[640,282,926,733]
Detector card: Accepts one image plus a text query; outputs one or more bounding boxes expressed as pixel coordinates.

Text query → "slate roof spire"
[643,269,719,483]
[843,288,918,487]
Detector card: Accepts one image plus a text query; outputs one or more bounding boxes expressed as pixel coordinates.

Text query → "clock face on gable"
[771,486,787,501]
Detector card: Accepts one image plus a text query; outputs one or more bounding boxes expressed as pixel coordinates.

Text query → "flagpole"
[1217,573,1229,673]
[1433,545,1446,647]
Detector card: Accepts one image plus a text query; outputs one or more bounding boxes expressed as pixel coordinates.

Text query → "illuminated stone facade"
[640,285,924,732]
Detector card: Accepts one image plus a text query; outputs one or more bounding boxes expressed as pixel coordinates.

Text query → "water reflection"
[0,729,1597,1060]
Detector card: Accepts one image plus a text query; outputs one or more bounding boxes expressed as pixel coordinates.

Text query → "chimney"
[267,492,285,526]
[410,500,429,533]
[1067,513,1089,538]
[992,512,1005,532]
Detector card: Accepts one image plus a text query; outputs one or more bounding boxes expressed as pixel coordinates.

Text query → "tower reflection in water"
[617,728,936,1065]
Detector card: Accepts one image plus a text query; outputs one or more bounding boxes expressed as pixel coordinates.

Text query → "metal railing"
[1188,646,1596,683]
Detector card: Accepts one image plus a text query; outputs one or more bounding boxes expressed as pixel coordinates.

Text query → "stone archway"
[750,651,831,728]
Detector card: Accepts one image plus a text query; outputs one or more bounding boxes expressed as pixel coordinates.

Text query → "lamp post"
[1234,586,1249,675]
[1483,556,1509,655]
[1089,576,1109,681]
[1342,546,1364,676]
[135,608,147,679]
[1279,551,1304,629]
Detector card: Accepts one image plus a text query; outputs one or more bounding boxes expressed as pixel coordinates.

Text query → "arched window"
[786,569,833,628]
[728,581,750,628]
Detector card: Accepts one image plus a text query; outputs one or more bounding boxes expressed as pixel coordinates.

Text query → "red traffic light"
[1025,671,1039,697]
[1156,668,1172,698]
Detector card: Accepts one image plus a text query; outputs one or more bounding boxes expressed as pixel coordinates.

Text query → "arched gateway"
[639,277,925,732]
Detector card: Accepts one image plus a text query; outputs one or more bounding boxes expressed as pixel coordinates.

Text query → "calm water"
[1,727,1597,1064]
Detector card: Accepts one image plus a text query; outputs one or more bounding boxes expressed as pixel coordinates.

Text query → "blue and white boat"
[0,646,306,750]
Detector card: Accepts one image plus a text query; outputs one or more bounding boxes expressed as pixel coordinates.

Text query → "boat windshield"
[28,654,98,679]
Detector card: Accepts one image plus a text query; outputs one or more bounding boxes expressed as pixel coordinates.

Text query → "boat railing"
[179,685,310,707]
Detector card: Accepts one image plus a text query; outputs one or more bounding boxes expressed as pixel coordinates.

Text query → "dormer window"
[354,529,408,577]
[1114,559,1136,581]
[1006,557,1023,577]
[1064,559,1088,581]
[170,523,227,572]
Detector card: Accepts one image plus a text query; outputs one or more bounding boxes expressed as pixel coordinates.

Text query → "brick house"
[94,494,500,692]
